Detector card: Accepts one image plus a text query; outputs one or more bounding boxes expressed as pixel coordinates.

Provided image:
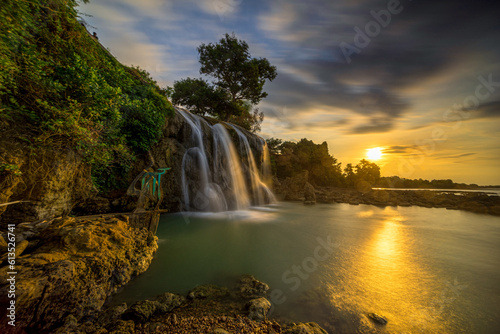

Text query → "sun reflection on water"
[327,209,451,333]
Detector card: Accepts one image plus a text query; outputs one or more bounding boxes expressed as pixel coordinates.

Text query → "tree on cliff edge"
[171,33,277,132]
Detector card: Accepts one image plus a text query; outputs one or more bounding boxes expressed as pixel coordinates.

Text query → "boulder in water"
[367,312,388,325]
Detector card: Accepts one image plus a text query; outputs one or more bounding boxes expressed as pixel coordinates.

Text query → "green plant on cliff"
[0,163,22,176]
[0,0,174,191]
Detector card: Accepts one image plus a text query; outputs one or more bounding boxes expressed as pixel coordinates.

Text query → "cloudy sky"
[79,0,500,185]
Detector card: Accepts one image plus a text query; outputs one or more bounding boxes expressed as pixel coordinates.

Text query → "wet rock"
[246,297,271,322]
[367,312,388,325]
[123,300,162,323]
[108,319,135,334]
[304,182,316,205]
[154,292,186,313]
[284,322,328,334]
[97,303,128,328]
[236,274,269,299]
[188,284,229,300]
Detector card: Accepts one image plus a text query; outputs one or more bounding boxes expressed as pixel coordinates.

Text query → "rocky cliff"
[0,122,93,227]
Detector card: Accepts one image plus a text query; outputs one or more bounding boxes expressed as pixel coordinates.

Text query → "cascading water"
[229,124,276,205]
[212,123,250,210]
[177,108,274,212]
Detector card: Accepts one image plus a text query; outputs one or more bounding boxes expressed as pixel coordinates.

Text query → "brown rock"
[0,216,158,333]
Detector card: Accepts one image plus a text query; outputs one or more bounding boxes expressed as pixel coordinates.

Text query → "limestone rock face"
[278,171,309,201]
[0,145,92,226]
[0,216,158,333]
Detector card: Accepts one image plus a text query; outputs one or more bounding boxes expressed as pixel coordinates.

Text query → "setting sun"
[366,147,383,160]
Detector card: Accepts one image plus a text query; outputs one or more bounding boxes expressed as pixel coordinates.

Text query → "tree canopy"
[171,33,277,132]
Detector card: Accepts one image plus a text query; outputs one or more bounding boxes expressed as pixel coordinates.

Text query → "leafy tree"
[343,163,356,187]
[353,159,381,185]
[172,33,277,132]
[198,33,277,105]
[266,137,283,155]
[269,138,343,186]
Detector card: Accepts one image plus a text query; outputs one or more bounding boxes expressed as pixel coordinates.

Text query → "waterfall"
[229,124,276,205]
[177,108,274,212]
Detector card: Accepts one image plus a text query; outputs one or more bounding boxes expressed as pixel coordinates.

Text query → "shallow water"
[109,203,500,333]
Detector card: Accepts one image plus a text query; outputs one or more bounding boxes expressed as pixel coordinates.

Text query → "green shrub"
[0,0,174,191]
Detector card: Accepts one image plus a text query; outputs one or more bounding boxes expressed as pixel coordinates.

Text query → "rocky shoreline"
[56,275,327,334]
[314,187,500,215]
[275,174,500,216]
[0,214,328,334]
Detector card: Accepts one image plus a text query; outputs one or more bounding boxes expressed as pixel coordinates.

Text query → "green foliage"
[267,137,383,188]
[172,33,277,132]
[0,163,22,176]
[0,0,174,191]
[268,138,344,186]
[198,33,277,104]
[171,77,228,116]
[349,159,381,186]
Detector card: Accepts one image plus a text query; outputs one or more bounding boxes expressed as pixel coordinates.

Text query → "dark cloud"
[260,0,500,134]
[384,145,420,154]
[475,101,500,119]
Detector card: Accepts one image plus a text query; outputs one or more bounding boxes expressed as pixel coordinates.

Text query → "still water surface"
[110,203,500,333]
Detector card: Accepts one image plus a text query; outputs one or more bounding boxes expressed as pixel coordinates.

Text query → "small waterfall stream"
[177,108,274,212]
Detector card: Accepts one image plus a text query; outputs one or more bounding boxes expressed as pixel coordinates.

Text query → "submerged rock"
[236,274,270,299]
[188,284,229,300]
